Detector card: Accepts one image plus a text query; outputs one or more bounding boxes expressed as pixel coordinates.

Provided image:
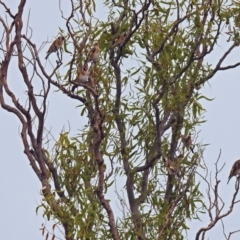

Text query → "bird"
[163,158,181,179]
[181,134,194,153]
[111,32,127,48]
[71,63,89,92]
[85,42,100,63]
[227,159,240,184]
[76,63,89,83]
[45,36,65,60]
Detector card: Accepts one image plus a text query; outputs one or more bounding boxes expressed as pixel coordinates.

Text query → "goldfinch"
[45,36,65,60]
[71,63,89,92]
[85,42,100,63]
[76,63,89,83]
[227,159,240,184]
[164,158,181,179]
[181,134,194,153]
[111,32,127,48]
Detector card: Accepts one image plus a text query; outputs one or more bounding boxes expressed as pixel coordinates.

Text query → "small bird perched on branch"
[71,63,89,92]
[111,32,127,48]
[181,134,194,153]
[163,158,181,179]
[76,63,89,83]
[227,159,240,184]
[45,36,65,60]
[85,42,100,63]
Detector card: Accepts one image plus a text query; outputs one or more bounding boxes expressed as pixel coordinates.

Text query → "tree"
[1,0,240,239]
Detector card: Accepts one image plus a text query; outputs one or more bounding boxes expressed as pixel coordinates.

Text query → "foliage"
[1,0,240,239]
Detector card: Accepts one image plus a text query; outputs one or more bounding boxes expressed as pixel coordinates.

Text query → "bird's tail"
[71,84,77,92]
[45,52,50,60]
[171,167,181,179]
[190,146,194,153]
[176,172,181,180]
[227,176,231,184]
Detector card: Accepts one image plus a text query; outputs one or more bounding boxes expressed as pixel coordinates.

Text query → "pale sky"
[1,1,240,239]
